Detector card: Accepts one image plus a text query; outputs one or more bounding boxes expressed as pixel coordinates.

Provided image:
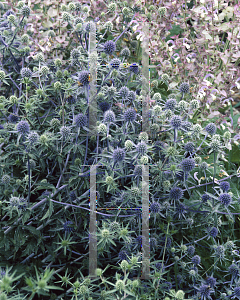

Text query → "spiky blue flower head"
[104,110,115,123]
[128,91,136,102]
[205,276,217,288]
[202,194,211,203]
[78,70,90,86]
[129,63,139,74]
[205,123,216,135]
[184,142,195,152]
[136,141,147,155]
[219,181,230,192]
[21,67,32,78]
[118,250,128,261]
[119,86,129,99]
[229,263,239,279]
[8,113,18,123]
[66,95,76,105]
[219,193,232,206]
[150,237,158,249]
[109,58,121,69]
[170,115,182,129]
[179,82,190,94]
[113,147,125,163]
[74,113,87,128]
[181,158,195,172]
[165,98,177,111]
[133,165,142,176]
[99,101,110,112]
[63,221,75,233]
[181,121,192,132]
[124,107,137,122]
[103,40,116,55]
[18,197,27,210]
[135,235,142,245]
[209,227,218,238]
[187,245,195,256]
[169,187,183,201]
[150,202,161,213]
[27,131,39,145]
[196,284,214,299]
[174,203,187,219]
[120,47,130,57]
[192,255,201,265]
[16,120,30,135]
[214,245,225,259]
[1,175,10,185]
[83,20,96,33]
[69,191,77,201]
[60,126,71,138]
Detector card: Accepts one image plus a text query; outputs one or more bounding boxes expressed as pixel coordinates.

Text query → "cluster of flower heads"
[0,2,239,299]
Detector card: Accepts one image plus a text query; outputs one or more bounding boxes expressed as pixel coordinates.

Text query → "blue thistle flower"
[109,58,121,69]
[27,131,39,145]
[8,113,18,123]
[219,181,230,192]
[16,120,30,135]
[103,110,115,123]
[205,123,216,135]
[174,203,187,219]
[135,235,142,245]
[66,95,76,105]
[136,141,147,155]
[118,250,128,261]
[187,245,195,256]
[169,187,183,201]
[21,67,32,78]
[219,193,232,206]
[124,107,137,122]
[184,142,195,152]
[74,113,87,128]
[181,121,192,131]
[128,91,136,102]
[69,191,77,201]
[170,115,182,129]
[99,101,110,112]
[192,255,201,265]
[63,221,75,233]
[129,63,139,74]
[196,284,214,300]
[228,263,239,280]
[209,227,218,238]
[119,86,129,99]
[179,82,190,94]
[78,70,90,86]
[181,158,195,172]
[150,202,161,213]
[165,98,177,111]
[202,194,211,203]
[150,237,158,249]
[112,147,125,163]
[103,40,116,55]
[205,276,217,288]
